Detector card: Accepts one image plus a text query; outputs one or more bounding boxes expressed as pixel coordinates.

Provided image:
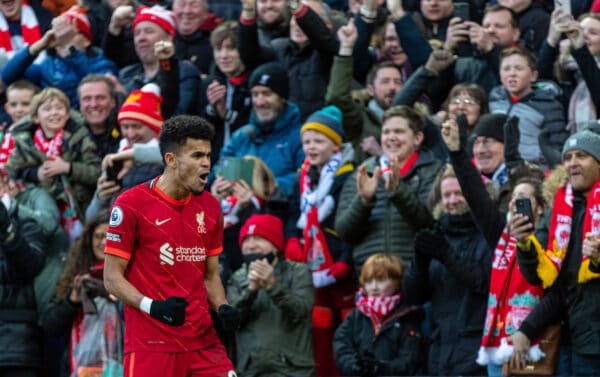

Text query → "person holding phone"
[227,214,315,376]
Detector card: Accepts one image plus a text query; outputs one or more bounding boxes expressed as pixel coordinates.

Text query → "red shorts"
[124,344,236,377]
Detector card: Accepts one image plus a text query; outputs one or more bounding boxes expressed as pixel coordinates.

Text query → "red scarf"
[0,0,41,55]
[33,127,64,158]
[530,181,600,288]
[299,159,333,271]
[355,288,401,335]
[478,227,545,364]
[0,130,15,175]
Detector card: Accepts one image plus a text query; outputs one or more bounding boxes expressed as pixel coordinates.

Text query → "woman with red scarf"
[6,87,100,240]
[333,253,423,376]
[39,210,124,377]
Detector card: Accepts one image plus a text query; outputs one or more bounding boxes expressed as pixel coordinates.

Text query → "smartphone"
[515,198,534,223]
[454,2,470,22]
[105,160,123,185]
[554,0,571,14]
[217,157,255,188]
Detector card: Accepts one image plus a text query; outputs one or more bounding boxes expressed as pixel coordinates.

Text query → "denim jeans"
[487,362,503,377]
[570,352,600,376]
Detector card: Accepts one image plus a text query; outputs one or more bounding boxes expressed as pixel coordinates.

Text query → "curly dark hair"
[159,115,215,160]
[54,210,110,300]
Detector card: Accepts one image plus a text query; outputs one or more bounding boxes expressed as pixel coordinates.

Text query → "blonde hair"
[360,253,404,293]
[243,155,277,200]
[30,87,70,121]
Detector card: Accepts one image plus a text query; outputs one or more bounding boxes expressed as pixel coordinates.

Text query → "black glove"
[503,116,523,170]
[217,304,241,332]
[455,113,469,151]
[538,129,562,169]
[414,225,450,262]
[359,351,377,375]
[150,296,188,326]
[0,202,12,238]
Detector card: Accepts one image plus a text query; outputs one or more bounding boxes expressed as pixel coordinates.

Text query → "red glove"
[328,262,351,280]
[284,237,304,262]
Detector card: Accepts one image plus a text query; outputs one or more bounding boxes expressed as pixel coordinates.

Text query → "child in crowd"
[333,253,423,376]
[4,80,38,125]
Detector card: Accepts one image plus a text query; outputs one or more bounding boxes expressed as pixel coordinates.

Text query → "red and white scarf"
[297,154,341,271]
[33,127,64,157]
[355,288,401,335]
[477,226,545,365]
[530,181,600,288]
[379,151,419,185]
[0,0,41,57]
[0,130,15,175]
[221,194,262,228]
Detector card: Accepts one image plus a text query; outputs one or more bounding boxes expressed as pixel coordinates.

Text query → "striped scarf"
[530,181,600,288]
[33,127,63,157]
[0,0,41,57]
[355,288,401,335]
[0,130,15,175]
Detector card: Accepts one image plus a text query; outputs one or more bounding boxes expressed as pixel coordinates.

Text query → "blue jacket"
[1,47,117,109]
[219,103,305,196]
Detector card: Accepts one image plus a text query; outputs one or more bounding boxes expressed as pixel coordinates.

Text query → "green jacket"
[335,152,442,271]
[326,55,382,164]
[227,259,314,377]
[6,117,101,220]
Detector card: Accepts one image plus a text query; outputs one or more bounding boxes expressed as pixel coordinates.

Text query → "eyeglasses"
[93,232,107,241]
[450,97,478,106]
[473,138,498,148]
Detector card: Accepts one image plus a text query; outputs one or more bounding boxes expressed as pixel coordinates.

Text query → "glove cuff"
[140,296,153,314]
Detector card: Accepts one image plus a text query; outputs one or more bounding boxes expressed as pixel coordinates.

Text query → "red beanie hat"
[62,6,92,42]
[133,5,176,36]
[117,83,163,133]
[239,214,285,252]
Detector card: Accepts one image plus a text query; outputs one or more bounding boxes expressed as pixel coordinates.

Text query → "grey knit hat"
[562,129,600,163]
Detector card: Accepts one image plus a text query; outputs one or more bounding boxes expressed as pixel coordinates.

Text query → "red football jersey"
[104,177,224,353]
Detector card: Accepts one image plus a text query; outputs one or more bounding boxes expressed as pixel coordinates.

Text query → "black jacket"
[333,304,424,376]
[403,213,491,376]
[0,215,45,367]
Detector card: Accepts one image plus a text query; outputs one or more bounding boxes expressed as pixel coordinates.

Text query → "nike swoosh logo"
[155,218,172,226]
[162,315,173,323]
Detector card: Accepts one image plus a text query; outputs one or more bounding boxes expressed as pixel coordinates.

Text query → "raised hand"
[357,163,380,205]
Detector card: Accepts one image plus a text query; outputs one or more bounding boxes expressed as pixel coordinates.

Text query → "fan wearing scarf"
[285,105,355,377]
[511,128,600,375]
[335,105,443,271]
[333,253,423,376]
[6,87,101,240]
[227,214,315,376]
[0,0,52,63]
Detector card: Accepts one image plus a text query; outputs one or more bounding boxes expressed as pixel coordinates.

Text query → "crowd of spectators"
[1,0,600,376]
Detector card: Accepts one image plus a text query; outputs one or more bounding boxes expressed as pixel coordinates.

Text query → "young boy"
[286,105,356,377]
[488,46,568,165]
[4,80,38,125]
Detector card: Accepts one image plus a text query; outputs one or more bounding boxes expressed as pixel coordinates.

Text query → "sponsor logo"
[248,224,256,234]
[106,232,121,242]
[228,371,238,377]
[196,212,206,234]
[109,206,123,226]
[259,74,270,85]
[159,242,206,265]
[155,218,172,226]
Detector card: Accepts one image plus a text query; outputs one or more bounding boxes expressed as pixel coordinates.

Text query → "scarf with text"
[33,127,63,157]
[221,194,262,228]
[478,226,545,365]
[297,153,341,271]
[355,288,401,335]
[0,0,41,56]
[530,181,600,288]
[0,130,15,175]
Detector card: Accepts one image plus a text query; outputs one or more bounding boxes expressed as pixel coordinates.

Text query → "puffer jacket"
[403,213,492,376]
[227,259,314,377]
[6,117,101,220]
[335,151,442,271]
[488,83,567,165]
[333,304,424,376]
[0,215,45,367]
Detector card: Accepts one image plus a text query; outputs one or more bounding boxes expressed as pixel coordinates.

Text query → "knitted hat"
[301,105,344,145]
[473,113,507,143]
[62,6,92,42]
[239,214,285,252]
[133,5,176,36]
[562,129,600,163]
[117,83,163,132]
[248,62,289,100]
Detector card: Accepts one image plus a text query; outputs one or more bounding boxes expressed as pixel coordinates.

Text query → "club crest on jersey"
[110,206,123,226]
[196,212,206,234]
